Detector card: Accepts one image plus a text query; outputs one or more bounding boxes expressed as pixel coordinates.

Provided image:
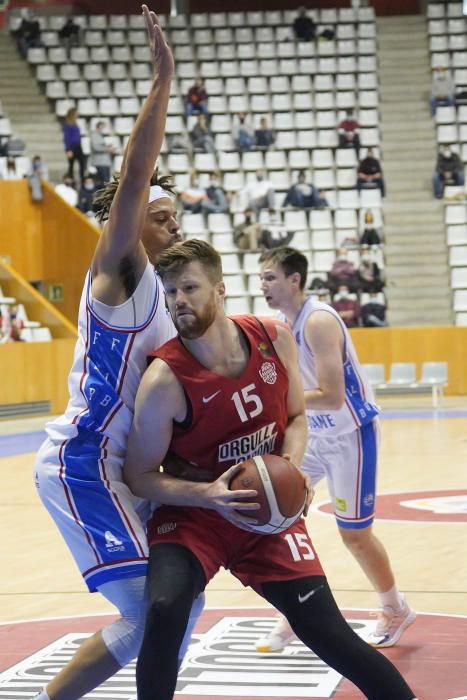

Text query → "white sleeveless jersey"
[283,298,379,437]
[46,260,175,454]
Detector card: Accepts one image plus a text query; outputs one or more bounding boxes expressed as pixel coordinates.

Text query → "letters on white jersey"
[46,261,175,452]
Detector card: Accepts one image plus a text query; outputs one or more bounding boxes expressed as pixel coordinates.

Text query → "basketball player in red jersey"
[123,239,420,700]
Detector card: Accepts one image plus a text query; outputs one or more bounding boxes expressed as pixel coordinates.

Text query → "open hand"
[142,4,174,80]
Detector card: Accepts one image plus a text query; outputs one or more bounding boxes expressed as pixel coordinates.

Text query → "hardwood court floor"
[0,396,466,625]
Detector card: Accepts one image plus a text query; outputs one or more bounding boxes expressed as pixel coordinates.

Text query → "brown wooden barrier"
[0,180,99,324]
[350,326,467,395]
[0,326,465,417]
[0,339,75,413]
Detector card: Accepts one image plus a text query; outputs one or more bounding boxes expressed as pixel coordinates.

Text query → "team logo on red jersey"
[259,361,277,385]
[157,522,177,534]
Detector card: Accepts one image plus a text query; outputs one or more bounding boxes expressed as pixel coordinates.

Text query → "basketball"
[229,454,307,535]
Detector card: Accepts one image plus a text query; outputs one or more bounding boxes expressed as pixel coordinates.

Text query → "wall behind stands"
[0,326,465,417]
[351,326,467,395]
[0,181,98,324]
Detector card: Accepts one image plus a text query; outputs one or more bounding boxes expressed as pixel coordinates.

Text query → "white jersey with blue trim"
[46,259,175,454]
[285,298,380,437]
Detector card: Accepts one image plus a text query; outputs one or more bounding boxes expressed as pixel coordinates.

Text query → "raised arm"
[91,5,174,301]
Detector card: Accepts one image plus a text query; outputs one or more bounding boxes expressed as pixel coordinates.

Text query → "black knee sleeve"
[136,544,205,700]
[262,577,416,700]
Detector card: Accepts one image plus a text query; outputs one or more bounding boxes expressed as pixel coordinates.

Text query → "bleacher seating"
[362,361,448,407]
[427,1,467,327]
[6,6,384,316]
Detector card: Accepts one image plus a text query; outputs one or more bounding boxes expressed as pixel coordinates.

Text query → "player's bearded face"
[165,262,221,339]
[173,291,217,339]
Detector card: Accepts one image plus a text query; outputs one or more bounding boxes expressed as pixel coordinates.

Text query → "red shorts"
[148,506,324,594]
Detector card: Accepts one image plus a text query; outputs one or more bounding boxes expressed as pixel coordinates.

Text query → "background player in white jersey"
[256,247,416,652]
[33,8,204,700]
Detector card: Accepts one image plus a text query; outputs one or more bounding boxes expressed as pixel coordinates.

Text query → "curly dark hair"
[93,169,176,224]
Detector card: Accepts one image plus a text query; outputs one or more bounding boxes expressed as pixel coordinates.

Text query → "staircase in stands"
[377,14,453,325]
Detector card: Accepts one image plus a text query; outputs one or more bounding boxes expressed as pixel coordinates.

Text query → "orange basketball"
[229,454,307,534]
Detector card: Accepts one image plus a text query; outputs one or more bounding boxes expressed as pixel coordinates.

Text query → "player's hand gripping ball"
[229,454,307,534]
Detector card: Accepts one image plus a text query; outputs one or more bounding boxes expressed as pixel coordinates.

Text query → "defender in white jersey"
[33,9,203,700]
[256,247,415,651]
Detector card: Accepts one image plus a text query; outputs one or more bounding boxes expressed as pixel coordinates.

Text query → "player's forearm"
[120,77,171,185]
[304,388,344,411]
[126,468,212,506]
[281,414,308,467]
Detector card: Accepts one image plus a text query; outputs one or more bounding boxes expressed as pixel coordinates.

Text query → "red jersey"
[154,315,289,479]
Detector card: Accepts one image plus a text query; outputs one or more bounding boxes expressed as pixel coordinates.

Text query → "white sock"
[378,584,404,611]
[34,691,50,700]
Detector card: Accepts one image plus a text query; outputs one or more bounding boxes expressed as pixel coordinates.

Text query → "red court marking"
[314,489,467,523]
[1,608,466,700]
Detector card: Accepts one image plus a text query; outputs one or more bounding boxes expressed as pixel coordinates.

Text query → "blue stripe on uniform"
[336,421,377,530]
[62,432,144,590]
[78,317,131,432]
[344,359,380,427]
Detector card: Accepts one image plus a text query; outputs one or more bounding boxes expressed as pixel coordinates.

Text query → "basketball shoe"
[255,617,296,653]
[367,596,416,648]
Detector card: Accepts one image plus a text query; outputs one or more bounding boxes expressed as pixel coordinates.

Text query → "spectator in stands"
[255,117,275,151]
[0,307,11,344]
[338,109,361,156]
[357,148,385,197]
[430,66,455,117]
[167,132,190,153]
[190,113,216,153]
[28,155,48,203]
[13,8,41,58]
[292,6,316,42]
[332,284,361,328]
[77,174,97,216]
[282,170,328,209]
[233,208,293,251]
[233,208,262,250]
[432,144,465,199]
[358,247,384,293]
[185,77,209,117]
[0,136,8,157]
[55,174,78,207]
[179,171,208,213]
[8,304,25,342]
[90,121,115,186]
[327,247,359,293]
[1,155,22,180]
[316,289,331,304]
[232,112,255,152]
[243,169,275,216]
[63,107,86,183]
[58,17,82,53]
[360,209,382,246]
[261,209,295,248]
[201,172,228,214]
[361,292,388,327]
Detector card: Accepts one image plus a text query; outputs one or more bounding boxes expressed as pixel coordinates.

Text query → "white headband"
[148,184,173,204]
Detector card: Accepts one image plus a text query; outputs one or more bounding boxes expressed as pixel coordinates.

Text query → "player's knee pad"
[98,576,147,667]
